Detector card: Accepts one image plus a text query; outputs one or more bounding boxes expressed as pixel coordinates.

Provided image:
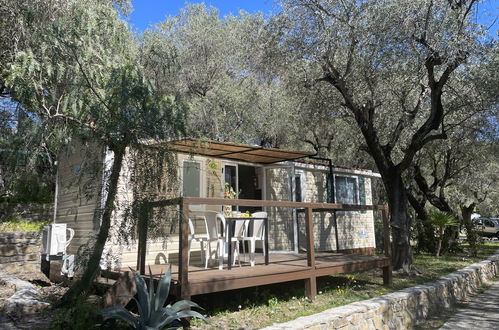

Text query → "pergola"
[162,138,315,164]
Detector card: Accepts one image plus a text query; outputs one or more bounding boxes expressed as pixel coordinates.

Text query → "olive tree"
[140,4,303,147]
[274,0,490,270]
[1,0,185,303]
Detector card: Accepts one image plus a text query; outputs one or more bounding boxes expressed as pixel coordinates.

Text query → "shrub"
[49,295,103,330]
[0,216,48,232]
[427,210,459,257]
[102,267,207,329]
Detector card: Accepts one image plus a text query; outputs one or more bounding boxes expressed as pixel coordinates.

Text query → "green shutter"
[326,173,334,203]
[183,161,200,197]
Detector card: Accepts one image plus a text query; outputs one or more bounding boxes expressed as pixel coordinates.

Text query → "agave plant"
[102,266,207,329]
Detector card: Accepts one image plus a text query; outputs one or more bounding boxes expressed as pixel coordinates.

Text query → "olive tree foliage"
[0,0,133,198]
[140,4,300,146]
[283,68,377,168]
[1,0,185,303]
[408,41,498,254]
[272,0,491,270]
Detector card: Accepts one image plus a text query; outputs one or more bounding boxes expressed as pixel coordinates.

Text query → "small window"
[295,174,302,202]
[182,161,201,197]
[335,176,358,205]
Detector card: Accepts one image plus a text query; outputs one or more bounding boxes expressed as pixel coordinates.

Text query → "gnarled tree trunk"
[461,203,478,256]
[384,171,413,271]
[59,144,126,305]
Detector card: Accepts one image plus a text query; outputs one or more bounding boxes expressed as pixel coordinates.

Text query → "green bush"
[0,216,48,232]
[49,295,103,330]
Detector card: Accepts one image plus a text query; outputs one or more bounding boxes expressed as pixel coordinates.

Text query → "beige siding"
[265,167,294,251]
[55,142,103,256]
[102,147,135,270]
[104,153,225,270]
[57,142,377,270]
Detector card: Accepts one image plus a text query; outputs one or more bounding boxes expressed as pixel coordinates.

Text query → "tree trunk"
[436,227,443,257]
[408,192,436,254]
[461,203,478,256]
[59,144,126,305]
[385,173,413,271]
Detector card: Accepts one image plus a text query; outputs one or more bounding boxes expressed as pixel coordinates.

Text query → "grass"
[191,242,499,329]
[0,216,48,233]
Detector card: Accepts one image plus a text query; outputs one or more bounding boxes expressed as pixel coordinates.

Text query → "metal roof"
[164,138,314,164]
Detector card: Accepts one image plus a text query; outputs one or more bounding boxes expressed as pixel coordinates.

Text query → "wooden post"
[178,198,190,300]
[332,210,340,251]
[381,207,393,286]
[383,265,393,286]
[136,203,149,275]
[304,207,316,300]
[382,207,391,259]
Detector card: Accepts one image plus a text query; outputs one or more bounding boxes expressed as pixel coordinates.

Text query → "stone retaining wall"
[0,232,41,274]
[265,251,499,330]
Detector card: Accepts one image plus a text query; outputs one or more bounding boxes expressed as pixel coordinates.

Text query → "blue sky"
[128,0,276,30]
[129,0,498,36]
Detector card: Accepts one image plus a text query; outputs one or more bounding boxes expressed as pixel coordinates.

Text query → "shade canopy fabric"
[164,139,314,164]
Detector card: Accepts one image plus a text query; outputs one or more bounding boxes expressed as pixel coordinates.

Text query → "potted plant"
[223,182,238,216]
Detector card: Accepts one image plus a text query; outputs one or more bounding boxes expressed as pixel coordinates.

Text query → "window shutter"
[183,161,201,197]
[326,173,334,203]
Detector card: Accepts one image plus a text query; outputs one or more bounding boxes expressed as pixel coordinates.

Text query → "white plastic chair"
[231,218,246,267]
[241,211,267,267]
[217,212,244,268]
[188,212,224,269]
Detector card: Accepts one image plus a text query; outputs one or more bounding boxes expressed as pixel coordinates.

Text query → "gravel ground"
[0,271,68,330]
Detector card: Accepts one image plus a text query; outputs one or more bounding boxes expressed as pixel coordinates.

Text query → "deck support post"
[136,202,149,275]
[178,198,190,300]
[304,207,317,300]
[304,277,317,301]
[381,207,393,286]
[382,265,393,286]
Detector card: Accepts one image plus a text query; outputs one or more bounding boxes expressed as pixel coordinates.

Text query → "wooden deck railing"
[136,197,391,300]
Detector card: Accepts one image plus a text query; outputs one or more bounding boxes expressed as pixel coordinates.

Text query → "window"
[182,161,201,197]
[335,176,358,205]
[484,220,494,228]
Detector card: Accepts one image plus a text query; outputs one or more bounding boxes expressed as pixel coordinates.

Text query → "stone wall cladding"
[264,251,499,330]
[0,232,41,274]
[297,171,376,252]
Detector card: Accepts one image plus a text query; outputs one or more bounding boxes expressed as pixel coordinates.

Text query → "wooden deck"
[102,252,390,303]
[121,197,393,302]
